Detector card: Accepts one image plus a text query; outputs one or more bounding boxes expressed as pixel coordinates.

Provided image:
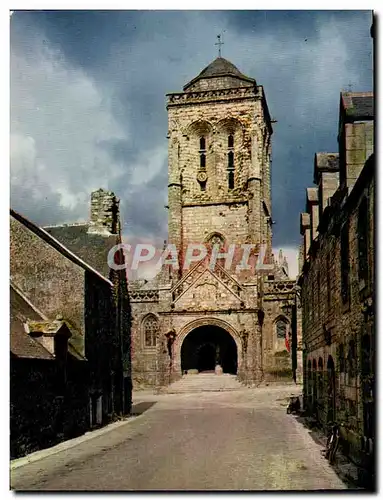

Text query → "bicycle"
[325,422,341,464]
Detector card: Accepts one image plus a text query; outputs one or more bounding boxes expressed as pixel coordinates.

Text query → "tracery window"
[142,314,159,348]
[208,233,225,248]
[276,318,288,339]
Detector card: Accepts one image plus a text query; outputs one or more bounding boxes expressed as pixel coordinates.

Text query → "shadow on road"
[292,414,364,491]
[131,401,157,416]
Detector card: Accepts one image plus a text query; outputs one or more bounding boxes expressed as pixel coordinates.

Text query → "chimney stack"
[88,188,120,236]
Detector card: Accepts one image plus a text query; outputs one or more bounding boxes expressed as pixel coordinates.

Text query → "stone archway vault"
[173,317,243,375]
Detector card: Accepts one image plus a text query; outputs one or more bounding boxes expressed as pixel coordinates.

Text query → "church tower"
[166,56,273,276]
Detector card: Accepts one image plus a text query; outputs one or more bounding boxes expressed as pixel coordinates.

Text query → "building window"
[347,339,356,378]
[227,135,234,189]
[199,136,206,170]
[143,314,159,348]
[340,222,350,304]
[326,251,331,311]
[276,318,288,339]
[358,197,369,285]
[338,343,345,373]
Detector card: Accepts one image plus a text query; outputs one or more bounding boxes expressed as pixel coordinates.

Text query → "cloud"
[10,27,128,224]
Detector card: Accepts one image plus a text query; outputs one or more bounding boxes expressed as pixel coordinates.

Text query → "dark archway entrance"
[181,325,237,374]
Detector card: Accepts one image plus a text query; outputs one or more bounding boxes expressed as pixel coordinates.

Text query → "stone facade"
[131,57,302,388]
[299,91,374,486]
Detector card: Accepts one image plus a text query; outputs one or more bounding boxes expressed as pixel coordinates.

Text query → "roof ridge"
[10,209,113,287]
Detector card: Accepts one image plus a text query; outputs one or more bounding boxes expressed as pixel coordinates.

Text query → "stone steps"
[163,373,244,394]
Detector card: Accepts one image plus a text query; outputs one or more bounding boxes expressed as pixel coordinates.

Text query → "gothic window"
[276,318,288,339]
[227,134,235,190]
[208,233,225,248]
[340,222,350,303]
[347,339,356,378]
[199,136,206,170]
[142,314,159,348]
[358,197,369,285]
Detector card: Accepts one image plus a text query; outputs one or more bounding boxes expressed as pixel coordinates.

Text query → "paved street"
[11,386,347,491]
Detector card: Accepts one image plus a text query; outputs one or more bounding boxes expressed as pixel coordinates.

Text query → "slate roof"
[11,210,113,286]
[10,283,53,360]
[43,223,119,279]
[314,153,339,184]
[184,57,256,91]
[341,92,374,121]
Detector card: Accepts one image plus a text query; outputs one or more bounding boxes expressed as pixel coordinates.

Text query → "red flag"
[285,333,290,353]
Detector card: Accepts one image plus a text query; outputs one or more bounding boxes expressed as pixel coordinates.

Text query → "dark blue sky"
[10,10,373,267]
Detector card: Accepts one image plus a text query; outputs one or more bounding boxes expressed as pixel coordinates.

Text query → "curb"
[10,415,140,471]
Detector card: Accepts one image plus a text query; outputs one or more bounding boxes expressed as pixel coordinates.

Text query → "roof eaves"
[10,281,48,320]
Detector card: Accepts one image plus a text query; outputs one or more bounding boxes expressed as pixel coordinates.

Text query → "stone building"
[10,195,131,456]
[130,57,301,388]
[299,91,374,485]
[10,282,89,459]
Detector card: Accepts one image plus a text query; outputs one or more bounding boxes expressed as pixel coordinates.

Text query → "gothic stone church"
[130,57,300,388]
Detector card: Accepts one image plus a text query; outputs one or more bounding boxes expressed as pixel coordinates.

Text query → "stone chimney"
[88,188,120,236]
[338,92,374,191]
[300,212,311,260]
[314,153,340,215]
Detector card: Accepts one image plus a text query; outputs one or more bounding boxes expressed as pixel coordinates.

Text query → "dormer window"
[227,135,235,189]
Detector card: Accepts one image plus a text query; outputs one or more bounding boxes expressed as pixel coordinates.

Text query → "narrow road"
[11,386,346,491]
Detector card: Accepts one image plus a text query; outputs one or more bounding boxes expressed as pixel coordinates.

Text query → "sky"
[10,10,373,279]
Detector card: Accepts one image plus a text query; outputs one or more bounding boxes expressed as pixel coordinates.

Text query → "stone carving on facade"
[165,329,177,358]
[167,87,258,107]
[240,329,249,354]
[130,289,159,302]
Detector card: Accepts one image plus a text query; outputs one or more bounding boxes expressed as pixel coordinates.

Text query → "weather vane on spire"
[215,34,224,57]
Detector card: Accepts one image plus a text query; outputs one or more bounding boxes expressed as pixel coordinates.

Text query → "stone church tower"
[167,57,273,274]
[130,57,299,388]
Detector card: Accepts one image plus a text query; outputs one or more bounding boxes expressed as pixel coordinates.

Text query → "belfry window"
[227,135,235,189]
[199,136,206,170]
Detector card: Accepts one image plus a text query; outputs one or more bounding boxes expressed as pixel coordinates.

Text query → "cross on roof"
[215,34,224,57]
